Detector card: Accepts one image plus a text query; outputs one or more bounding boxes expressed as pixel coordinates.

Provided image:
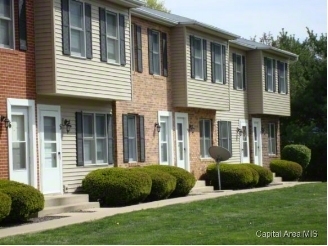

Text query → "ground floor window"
[268,123,276,155]
[218,121,232,155]
[199,119,211,158]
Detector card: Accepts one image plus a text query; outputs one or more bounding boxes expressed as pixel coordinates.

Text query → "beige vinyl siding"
[261,52,291,116]
[186,28,229,110]
[38,96,113,193]
[247,50,263,114]
[171,26,187,107]
[34,0,55,94]
[54,0,132,101]
[218,47,248,163]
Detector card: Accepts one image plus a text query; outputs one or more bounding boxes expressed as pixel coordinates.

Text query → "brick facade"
[113,17,217,179]
[0,0,36,179]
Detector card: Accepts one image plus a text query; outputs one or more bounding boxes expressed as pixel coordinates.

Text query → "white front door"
[252,118,262,166]
[175,113,189,171]
[10,107,30,185]
[239,119,250,163]
[39,106,62,194]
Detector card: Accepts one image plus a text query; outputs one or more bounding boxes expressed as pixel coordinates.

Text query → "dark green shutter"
[18,0,27,51]
[222,45,226,84]
[190,35,195,78]
[233,53,237,89]
[228,121,232,156]
[123,114,129,163]
[162,32,168,77]
[203,39,207,81]
[242,55,246,90]
[99,7,107,62]
[139,115,145,162]
[148,29,153,75]
[85,3,92,59]
[76,112,84,166]
[277,61,281,93]
[285,63,288,94]
[264,57,268,91]
[211,43,215,83]
[61,0,70,55]
[136,25,143,73]
[107,114,114,164]
[119,14,126,66]
[273,59,276,92]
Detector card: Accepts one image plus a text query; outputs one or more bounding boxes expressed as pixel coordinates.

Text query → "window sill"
[69,54,87,60]
[278,92,287,95]
[265,90,276,94]
[268,154,277,157]
[234,88,246,91]
[200,158,213,161]
[108,61,121,66]
[193,77,205,81]
[82,164,112,168]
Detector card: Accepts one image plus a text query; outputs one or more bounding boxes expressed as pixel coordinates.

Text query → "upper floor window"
[278,61,288,94]
[211,43,226,84]
[218,121,232,155]
[69,0,85,57]
[233,53,246,90]
[200,119,211,158]
[268,123,276,155]
[149,29,160,75]
[190,35,207,81]
[106,11,119,64]
[264,57,276,92]
[0,0,14,49]
[62,0,92,59]
[148,29,168,76]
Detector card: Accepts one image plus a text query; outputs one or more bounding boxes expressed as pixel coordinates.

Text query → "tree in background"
[253,28,327,181]
[144,0,170,13]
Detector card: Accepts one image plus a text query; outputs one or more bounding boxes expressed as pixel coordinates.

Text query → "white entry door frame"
[158,111,174,165]
[175,113,190,171]
[239,119,250,163]
[7,98,37,188]
[252,118,263,166]
[38,104,63,194]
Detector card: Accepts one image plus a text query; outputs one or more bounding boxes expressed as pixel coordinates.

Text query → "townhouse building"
[0,0,297,195]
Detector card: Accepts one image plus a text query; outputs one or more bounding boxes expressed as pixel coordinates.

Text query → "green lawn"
[0,183,326,245]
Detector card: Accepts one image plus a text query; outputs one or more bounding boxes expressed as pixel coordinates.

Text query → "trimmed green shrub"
[270,159,303,181]
[206,164,256,189]
[0,192,11,222]
[132,168,177,201]
[281,144,311,169]
[145,165,196,197]
[245,164,273,187]
[0,181,44,222]
[82,168,152,207]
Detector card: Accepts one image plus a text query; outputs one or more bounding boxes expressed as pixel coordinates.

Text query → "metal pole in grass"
[216,157,222,190]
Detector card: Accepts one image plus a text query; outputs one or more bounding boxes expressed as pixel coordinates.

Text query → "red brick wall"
[0,0,36,179]
[249,115,280,169]
[113,17,216,179]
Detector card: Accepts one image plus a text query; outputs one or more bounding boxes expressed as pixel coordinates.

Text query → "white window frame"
[0,0,15,49]
[194,36,204,80]
[69,0,86,58]
[268,123,276,155]
[200,119,212,158]
[158,111,174,165]
[82,112,108,165]
[213,43,224,83]
[127,115,138,162]
[151,30,161,75]
[219,121,231,154]
[279,61,287,94]
[266,57,274,92]
[106,10,120,64]
[131,23,135,71]
[7,99,37,188]
[236,53,244,90]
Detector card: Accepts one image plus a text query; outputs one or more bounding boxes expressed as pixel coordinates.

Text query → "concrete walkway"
[0,182,317,239]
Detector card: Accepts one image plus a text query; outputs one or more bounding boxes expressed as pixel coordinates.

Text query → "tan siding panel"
[186,28,229,110]
[37,96,113,193]
[54,0,132,101]
[34,0,54,94]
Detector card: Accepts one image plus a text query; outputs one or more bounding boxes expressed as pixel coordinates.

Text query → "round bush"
[0,182,44,222]
[244,164,273,187]
[132,168,177,201]
[0,191,11,222]
[270,159,303,181]
[281,144,311,169]
[145,165,196,197]
[206,164,256,189]
[82,168,152,207]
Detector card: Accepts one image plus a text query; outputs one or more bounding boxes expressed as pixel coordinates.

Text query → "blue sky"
[163,0,327,41]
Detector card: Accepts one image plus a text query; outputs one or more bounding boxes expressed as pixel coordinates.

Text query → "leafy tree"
[144,0,170,13]
[254,28,327,181]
